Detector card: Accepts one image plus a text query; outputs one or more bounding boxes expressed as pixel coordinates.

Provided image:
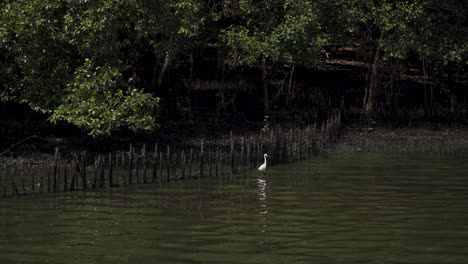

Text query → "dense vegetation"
[0,0,466,137]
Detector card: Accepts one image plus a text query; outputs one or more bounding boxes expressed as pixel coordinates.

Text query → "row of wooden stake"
[1,111,342,198]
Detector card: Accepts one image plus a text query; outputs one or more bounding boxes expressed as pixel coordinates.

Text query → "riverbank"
[2,120,468,159]
[331,125,468,153]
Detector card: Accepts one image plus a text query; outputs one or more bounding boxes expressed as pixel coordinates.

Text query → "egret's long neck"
[263,156,267,165]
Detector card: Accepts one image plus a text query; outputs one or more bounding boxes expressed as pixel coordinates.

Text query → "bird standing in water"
[258,153,269,171]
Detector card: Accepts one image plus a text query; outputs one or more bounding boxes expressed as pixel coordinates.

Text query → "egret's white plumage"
[257,153,269,171]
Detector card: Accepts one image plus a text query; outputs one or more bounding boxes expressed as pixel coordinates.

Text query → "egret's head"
[264,153,269,158]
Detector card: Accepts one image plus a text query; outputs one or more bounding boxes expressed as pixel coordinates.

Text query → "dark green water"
[1,152,468,264]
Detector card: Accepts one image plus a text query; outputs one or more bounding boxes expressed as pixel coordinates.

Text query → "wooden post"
[152,144,158,183]
[246,142,251,169]
[128,144,133,185]
[63,164,68,191]
[47,162,51,193]
[57,163,61,192]
[166,145,170,181]
[108,153,113,188]
[254,140,260,165]
[188,148,193,180]
[230,131,234,174]
[200,140,204,178]
[142,144,147,184]
[208,150,212,177]
[172,154,178,180]
[70,158,76,191]
[2,162,6,197]
[12,163,18,195]
[135,148,140,184]
[215,146,219,177]
[31,162,35,193]
[181,150,186,180]
[81,151,88,190]
[240,137,244,170]
[99,155,105,188]
[53,148,59,192]
[20,159,26,194]
[92,156,99,189]
[121,152,125,169]
[158,151,162,183]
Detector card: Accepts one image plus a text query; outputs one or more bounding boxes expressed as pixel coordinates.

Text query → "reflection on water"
[257,175,268,234]
[1,152,468,264]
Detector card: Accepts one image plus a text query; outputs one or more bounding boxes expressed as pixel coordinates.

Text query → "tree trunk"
[188,52,194,121]
[364,32,384,115]
[262,65,269,117]
[286,64,295,106]
[156,51,171,88]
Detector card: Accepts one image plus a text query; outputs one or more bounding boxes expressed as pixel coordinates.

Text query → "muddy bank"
[332,125,468,153]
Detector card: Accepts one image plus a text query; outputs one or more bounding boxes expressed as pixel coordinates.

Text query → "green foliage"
[0,0,190,136]
[415,1,468,64]
[220,0,327,70]
[0,0,73,111]
[50,60,158,137]
[1,0,467,131]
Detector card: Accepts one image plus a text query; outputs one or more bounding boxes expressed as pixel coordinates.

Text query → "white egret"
[257,153,269,171]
